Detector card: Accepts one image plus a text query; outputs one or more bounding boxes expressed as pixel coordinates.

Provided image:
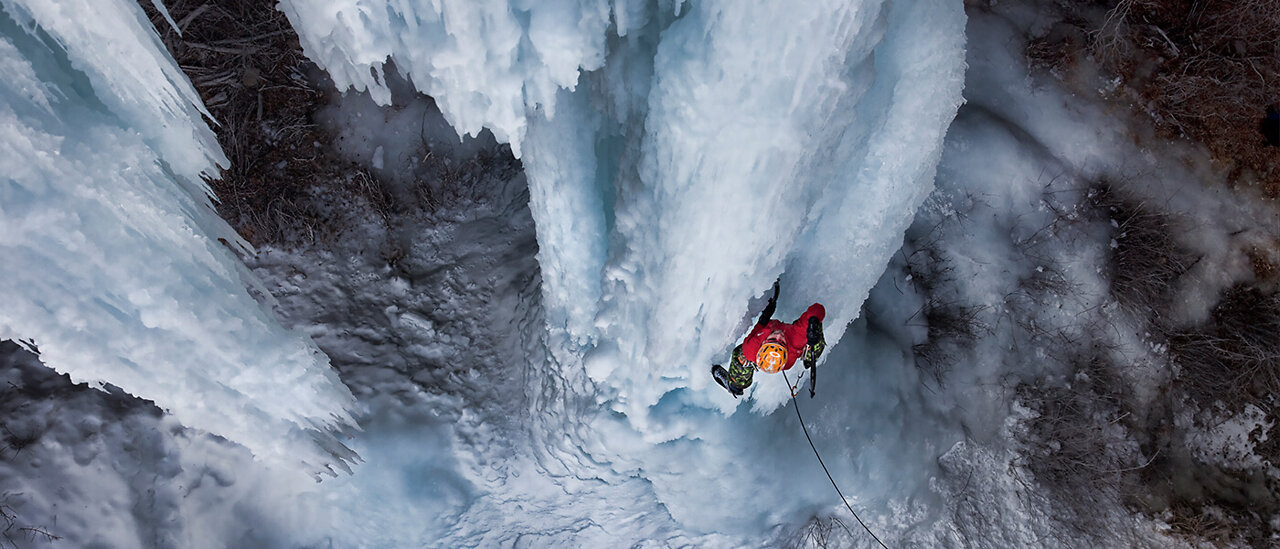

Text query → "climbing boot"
[712,365,743,397]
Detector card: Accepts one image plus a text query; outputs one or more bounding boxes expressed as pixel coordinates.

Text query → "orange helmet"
[757,331,788,373]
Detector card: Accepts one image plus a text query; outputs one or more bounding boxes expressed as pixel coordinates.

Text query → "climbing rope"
[787,368,807,397]
[781,370,889,549]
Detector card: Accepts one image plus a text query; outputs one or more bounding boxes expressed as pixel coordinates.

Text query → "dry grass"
[1099,0,1280,194]
[137,0,349,245]
[1030,0,1280,196]
[138,0,522,247]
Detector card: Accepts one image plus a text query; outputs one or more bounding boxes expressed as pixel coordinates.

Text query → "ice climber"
[712,280,826,398]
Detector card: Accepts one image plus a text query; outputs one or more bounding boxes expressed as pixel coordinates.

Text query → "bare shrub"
[783,516,853,549]
[1026,0,1280,193]
[1015,352,1164,541]
[902,238,991,385]
[1093,0,1280,194]
[0,424,40,460]
[1143,453,1280,547]
[1,493,60,549]
[137,0,360,245]
[138,1,525,247]
[911,300,989,385]
[1090,183,1196,315]
[1025,6,1098,77]
[412,143,521,211]
[1169,284,1280,411]
[1018,354,1143,487]
[1144,282,1280,545]
[1161,503,1238,546]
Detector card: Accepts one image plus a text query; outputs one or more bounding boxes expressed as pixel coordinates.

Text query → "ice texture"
[280,0,967,419]
[0,0,357,475]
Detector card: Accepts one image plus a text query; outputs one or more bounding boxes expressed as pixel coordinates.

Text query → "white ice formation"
[1,0,969,540]
[279,0,967,418]
[0,0,358,475]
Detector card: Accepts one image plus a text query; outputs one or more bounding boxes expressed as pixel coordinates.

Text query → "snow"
[0,1,357,475]
[1183,404,1273,472]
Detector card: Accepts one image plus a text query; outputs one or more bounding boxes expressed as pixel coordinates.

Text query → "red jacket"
[741,303,825,371]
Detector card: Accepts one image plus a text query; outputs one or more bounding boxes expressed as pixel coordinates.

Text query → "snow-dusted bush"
[1015,353,1148,534]
[899,214,993,386]
[1090,182,1196,315]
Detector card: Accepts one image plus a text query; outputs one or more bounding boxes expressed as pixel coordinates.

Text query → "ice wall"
[281,0,965,420]
[0,0,358,475]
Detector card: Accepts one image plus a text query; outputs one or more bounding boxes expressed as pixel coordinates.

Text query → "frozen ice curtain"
[0,0,358,476]
[279,0,966,416]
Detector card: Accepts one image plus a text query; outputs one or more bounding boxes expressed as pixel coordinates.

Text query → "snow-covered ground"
[3,0,1280,547]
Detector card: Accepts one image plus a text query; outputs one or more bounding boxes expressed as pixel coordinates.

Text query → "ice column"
[0,0,359,475]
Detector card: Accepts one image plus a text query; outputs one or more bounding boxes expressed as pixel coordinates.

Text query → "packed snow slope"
[280,0,968,417]
[0,0,357,474]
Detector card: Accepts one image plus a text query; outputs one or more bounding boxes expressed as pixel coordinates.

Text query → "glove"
[806,316,823,346]
[756,279,780,327]
[803,316,825,368]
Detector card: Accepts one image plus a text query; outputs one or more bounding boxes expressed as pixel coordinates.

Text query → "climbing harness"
[781,370,889,549]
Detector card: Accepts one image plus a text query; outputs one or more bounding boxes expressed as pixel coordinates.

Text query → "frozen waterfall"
[0,0,975,545]
[0,0,358,475]
[279,0,966,417]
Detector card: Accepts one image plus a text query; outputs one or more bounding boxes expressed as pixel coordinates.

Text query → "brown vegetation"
[1169,284,1280,415]
[982,175,1280,546]
[1031,0,1280,196]
[138,1,521,247]
[1090,178,1280,545]
[1102,0,1280,195]
[1015,352,1152,540]
[137,0,351,245]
